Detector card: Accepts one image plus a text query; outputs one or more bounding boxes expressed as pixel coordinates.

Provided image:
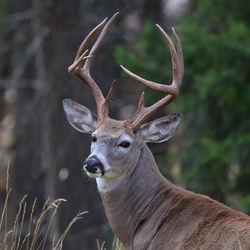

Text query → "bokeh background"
[0,0,249,249]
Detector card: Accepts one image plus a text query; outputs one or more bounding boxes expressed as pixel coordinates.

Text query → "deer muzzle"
[83,156,104,177]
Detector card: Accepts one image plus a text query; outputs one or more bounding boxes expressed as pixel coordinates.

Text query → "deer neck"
[98,145,176,248]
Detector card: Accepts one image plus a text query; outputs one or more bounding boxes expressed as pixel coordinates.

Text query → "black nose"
[84,157,104,174]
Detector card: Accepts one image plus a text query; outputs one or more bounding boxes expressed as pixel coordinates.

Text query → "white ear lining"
[63,99,98,134]
[137,114,182,143]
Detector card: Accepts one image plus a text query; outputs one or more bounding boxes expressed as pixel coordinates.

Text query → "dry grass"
[0,164,125,250]
[111,237,125,250]
[0,164,87,250]
[97,236,125,250]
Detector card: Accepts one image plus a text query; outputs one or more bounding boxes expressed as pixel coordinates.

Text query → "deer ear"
[63,99,98,134]
[137,114,182,143]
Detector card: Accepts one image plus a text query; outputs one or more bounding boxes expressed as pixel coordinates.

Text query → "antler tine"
[68,18,107,74]
[121,25,184,131]
[172,27,184,83]
[156,25,181,92]
[75,18,107,63]
[68,12,119,121]
[84,12,119,73]
[105,80,117,105]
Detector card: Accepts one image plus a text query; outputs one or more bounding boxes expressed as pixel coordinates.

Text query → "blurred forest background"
[0,0,249,249]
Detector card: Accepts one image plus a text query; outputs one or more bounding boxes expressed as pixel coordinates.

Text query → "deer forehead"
[95,119,135,139]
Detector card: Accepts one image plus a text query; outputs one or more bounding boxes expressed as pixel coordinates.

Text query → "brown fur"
[97,118,135,139]
[100,146,250,250]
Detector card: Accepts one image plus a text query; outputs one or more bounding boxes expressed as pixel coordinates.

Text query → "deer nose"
[84,157,104,175]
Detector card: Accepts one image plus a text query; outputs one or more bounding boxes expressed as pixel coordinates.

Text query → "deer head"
[63,12,183,191]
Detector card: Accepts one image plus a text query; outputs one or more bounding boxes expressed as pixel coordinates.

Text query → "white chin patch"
[96,176,125,193]
[86,171,103,178]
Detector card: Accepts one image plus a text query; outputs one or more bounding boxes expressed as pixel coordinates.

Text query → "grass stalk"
[97,239,106,250]
[0,161,10,236]
[26,197,37,250]
[16,202,27,250]
[10,195,27,250]
[30,199,57,250]
[39,199,66,250]
[0,164,86,250]
[52,211,88,249]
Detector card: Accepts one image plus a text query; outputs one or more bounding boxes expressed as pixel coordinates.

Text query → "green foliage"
[115,1,250,213]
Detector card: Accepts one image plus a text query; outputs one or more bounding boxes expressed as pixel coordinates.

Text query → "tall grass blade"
[53,211,88,250]
[0,161,11,236]
[16,202,27,250]
[10,194,27,250]
[26,197,37,250]
[39,199,66,250]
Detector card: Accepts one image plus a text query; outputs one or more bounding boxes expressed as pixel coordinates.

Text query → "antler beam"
[121,25,184,131]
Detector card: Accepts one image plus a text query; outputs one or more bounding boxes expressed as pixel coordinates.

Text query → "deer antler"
[121,25,184,131]
[68,12,119,122]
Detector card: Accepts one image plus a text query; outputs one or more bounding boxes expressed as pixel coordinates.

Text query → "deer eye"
[119,141,131,148]
[91,135,97,142]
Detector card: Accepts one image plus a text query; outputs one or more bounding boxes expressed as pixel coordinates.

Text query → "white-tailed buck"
[63,13,250,250]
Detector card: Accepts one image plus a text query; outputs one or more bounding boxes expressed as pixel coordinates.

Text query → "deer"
[63,12,250,250]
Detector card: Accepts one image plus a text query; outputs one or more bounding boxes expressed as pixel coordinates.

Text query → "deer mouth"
[85,170,104,178]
